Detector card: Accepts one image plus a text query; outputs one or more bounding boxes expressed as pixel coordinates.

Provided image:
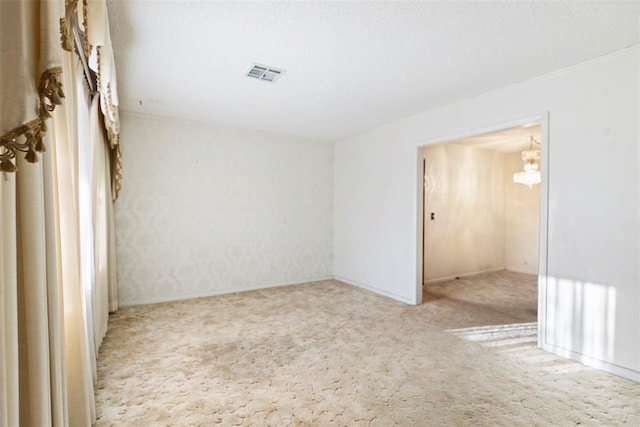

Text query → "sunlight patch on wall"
[545,277,617,363]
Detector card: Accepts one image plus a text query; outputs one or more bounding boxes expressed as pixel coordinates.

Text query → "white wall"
[116,113,333,305]
[504,151,540,274]
[423,144,505,282]
[334,47,639,380]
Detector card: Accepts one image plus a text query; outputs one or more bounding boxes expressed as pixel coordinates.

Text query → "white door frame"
[415,113,550,347]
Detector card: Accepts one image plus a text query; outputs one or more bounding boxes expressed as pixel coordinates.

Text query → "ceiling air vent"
[246,63,285,83]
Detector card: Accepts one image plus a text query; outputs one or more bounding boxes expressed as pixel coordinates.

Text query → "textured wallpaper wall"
[423,144,505,282]
[504,151,540,275]
[115,113,333,305]
[423,145,542,280]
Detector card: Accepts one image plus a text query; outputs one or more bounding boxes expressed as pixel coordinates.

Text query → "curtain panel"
[0,50,95,427]
[1,0,121,424]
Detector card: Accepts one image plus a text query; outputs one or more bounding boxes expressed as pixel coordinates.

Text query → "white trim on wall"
[537,113,550,350]
[119,276,335,307]
[542,342,640,383]
[415,150,425,305]
[423,268,506,285]
[336,275,415,305]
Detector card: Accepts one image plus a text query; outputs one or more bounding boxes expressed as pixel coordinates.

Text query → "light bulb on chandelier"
[513,136,541,188]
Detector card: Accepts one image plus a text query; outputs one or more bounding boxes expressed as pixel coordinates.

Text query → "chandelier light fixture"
[513,136,541,188]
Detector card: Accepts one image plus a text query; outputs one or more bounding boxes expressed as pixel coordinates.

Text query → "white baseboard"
[118,275,334,307]
[334,275,414,305]
[423,267,505,285]
[541,342,640,383]
[504,267,538,275]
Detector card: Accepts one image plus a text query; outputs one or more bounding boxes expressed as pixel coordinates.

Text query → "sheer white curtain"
[79,86,114,383]
[90,92,115,350]
[55,51,97,426]
[82,0,120,369]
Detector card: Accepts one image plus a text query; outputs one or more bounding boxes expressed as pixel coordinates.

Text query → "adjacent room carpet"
[95,271,639,426]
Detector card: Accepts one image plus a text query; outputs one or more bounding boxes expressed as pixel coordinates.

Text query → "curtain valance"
[1,0,121,199]
[0,0,65,173]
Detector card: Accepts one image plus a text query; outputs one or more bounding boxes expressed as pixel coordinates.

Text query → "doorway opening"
[416,115,549,348]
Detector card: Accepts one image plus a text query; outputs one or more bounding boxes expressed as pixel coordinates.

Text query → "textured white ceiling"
[107,1,639,142]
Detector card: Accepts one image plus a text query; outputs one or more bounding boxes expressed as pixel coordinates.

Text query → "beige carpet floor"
[95,271,640,426]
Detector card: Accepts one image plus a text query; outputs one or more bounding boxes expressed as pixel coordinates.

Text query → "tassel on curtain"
[0,67,66,172]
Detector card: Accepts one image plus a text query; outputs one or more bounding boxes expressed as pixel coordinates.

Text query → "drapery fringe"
[60,17,73,52]
[111,142,122,201]
[61,1,77,52]
[82,0,90,57]
[105,82,121,199]
[0,67,65,172]
[97,46,122,200]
